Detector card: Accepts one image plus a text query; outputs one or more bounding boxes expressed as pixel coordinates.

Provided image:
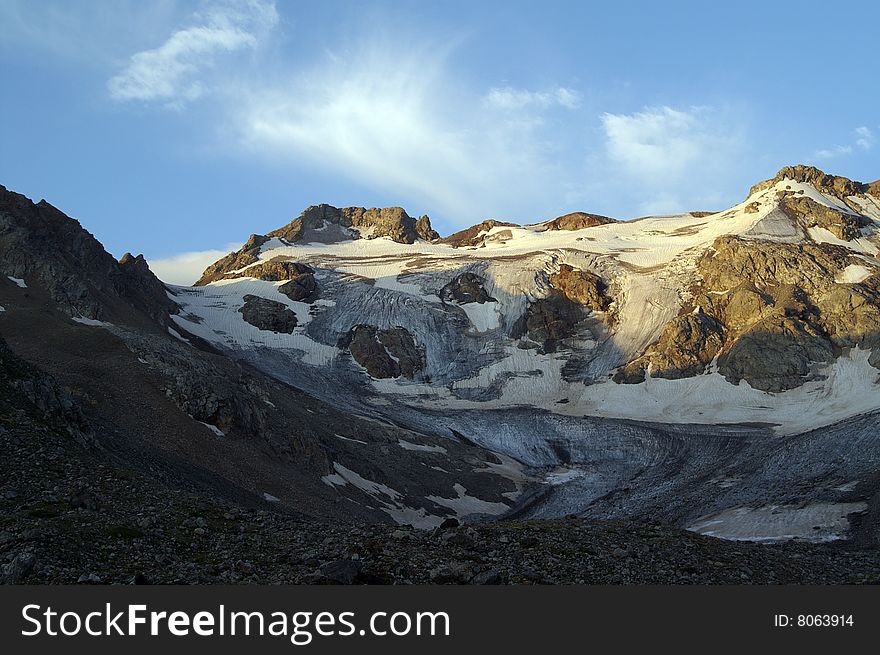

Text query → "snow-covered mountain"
[172,165,880,442]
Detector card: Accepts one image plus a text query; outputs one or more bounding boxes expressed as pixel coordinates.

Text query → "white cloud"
[855,126,874,151]
[107,0,278,105]
[147,243,241,285]
[484,86,581,111]
[234,40,579,223]
[814,126,874,159]
[598,106,744,215]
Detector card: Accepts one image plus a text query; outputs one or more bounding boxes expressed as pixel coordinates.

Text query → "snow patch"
[72,316,113,328]
[426,483,510,518]
[7,276,26,288]
[398,439,447,454]
[688,502,867,543]
[836,264,872,284]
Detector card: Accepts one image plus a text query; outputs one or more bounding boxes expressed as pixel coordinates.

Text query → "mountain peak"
[749,164,871,199]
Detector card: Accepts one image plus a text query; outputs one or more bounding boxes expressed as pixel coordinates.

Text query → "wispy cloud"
[107,0,278,105]
[148,243,242,285]
[599,106,744,214]
[484,86,581,111]
[235,38,580,223]
[814,126,874,159]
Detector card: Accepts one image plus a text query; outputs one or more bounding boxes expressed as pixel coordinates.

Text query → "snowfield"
[167,176,880,437]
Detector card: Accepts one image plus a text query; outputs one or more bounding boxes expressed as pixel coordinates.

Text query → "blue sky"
[1,0,878,283]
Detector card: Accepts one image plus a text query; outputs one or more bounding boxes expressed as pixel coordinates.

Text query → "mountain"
[3,166,880,580]
[181,165,880,434]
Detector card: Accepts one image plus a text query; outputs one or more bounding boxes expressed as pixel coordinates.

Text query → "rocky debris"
[3,405,880,585]
[268,204,437,245]
[549,264,610,313]
[0,337,89,443]
[439,220,519,248]
[195,234,270,286]
[440,273,494,305]
[2,552,36,584]
[540,212,617,231]
[749,165,870,199]
[117,253,179,326]
[238,295,298,334]
[344,325,424,379]
[780,195,866,241]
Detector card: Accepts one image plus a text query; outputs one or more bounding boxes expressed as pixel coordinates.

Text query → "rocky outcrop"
[344,325,424,378]
[779,195,866,241]
[541,212,617,231]
[517,295,586,353]
[195,234,270,286]
[440,273,494,304]
[619,234,880,391]
[549,264,610,313]
[238,295,298,334]
[278,271,318,303]
[615,309,724,383]
[117,253,179,326]
[269,204,437,245]
[439,220,519,248]
[749,165,869,199]
[0,185,179,324]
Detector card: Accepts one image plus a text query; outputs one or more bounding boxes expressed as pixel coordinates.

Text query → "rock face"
[779,195,866,241]
[541,212,617,231]
[616,309,724,383]
[439,220,519,247]
[440,273,494,304]
[750,165,870,198]
[344,325,424,378]
[117,253,179,326]
[0,185,178,323]
[622,234,880,391]
[195,234,269,286]
[270,204,438,245]
[238,295,298,334]
[549,264,609,313]
[517,295,586,353]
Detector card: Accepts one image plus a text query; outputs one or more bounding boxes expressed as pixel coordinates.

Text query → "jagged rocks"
[549,264,609,313]
[344,325,424,379]
[440,273,494,304]
[117,253,179,325]
[439,220,519,248]
[195,234,270,286]
[541,212,617,231]
[750,165,869,199]
[238,295,297,334]
[268,204,437,245]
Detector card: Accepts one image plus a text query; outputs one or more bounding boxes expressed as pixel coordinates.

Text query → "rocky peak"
[439,220,520,247]
[540,212,617,231]
[269,204,438,245]
[749,164,870,199]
